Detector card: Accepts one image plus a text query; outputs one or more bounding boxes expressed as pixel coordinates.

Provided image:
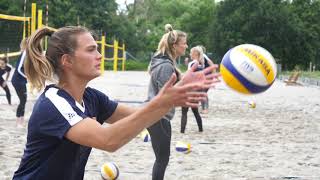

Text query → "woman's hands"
[157,63,220,108]
[156,74,205,108]
[180,61,220,88]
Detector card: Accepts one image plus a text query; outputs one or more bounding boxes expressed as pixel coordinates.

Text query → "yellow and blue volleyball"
[141,129,151,142]
[220,44,277,94]
[100,162,119,180]
[175,141,191,154]
[248,101,256,108]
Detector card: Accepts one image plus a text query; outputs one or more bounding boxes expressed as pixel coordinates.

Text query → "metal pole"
[46,1,48,26]
[45,1,49,49]
[23,0,27,39]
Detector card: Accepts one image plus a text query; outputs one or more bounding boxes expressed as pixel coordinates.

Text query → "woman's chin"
[93,72,101,78]
[86,72,101,81]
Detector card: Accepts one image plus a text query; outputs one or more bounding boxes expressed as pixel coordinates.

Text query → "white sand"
[0,71,320,180]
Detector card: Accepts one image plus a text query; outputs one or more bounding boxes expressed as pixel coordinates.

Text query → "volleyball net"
[0,3,126,72]
[0,13,30,58]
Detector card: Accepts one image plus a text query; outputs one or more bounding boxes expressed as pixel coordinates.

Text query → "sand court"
[0,71,319,180]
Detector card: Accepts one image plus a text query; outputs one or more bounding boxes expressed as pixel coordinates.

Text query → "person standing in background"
[0,53,12,105]
[147,24,219,180]
[12,38,28,127]
[199,45,215,114]
[181,46,205,133]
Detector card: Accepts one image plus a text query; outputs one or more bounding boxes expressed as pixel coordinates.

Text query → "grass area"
[280,71,320,79]
[104,60,189,72]
[104,60,149,71]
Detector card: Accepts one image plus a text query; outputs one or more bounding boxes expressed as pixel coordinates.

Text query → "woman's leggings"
[201,96,209,110]
[181,107,203,133]
[201,89,209,110]
[1,84,11,105]
[147,118,171,180]
[13,84,27,117]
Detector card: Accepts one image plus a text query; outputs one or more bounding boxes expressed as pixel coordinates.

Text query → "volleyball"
[248,101,256,108]
[140,129,151,142]
[100,162,119,180]
[175,141,191,154]
[220,44,277,94]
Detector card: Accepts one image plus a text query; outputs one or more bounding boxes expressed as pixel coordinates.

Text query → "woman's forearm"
[101,95,171,151]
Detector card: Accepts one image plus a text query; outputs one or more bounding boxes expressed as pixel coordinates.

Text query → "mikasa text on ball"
[220,44,277,94]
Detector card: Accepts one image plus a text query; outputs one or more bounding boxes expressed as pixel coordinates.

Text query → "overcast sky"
[116,0,134,11]
[116,0,223,11]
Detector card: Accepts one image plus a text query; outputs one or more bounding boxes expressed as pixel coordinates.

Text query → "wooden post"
[28,17,31,36]
[37,10,42,29]
[113,40,118,72]
[100,35,106,74]
[31,3,36,34]
[122,43,126,71]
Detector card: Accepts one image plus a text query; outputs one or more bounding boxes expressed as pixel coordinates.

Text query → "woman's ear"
[173,43,177,50]
[61,54,73,68]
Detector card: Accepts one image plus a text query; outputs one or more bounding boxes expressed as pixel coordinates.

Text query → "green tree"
[1,0,319,70]
[123,0,216,61]
[211,0,320,70]
[289,0,320,70]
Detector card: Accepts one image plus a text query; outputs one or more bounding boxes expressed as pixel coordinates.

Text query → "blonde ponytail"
[25,28,54,91]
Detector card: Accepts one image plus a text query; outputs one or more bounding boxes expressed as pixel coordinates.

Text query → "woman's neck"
[172,55,177,61]
[58,78,87,104]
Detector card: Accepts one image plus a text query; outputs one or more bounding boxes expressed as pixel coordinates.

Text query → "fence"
[96,36,126,73]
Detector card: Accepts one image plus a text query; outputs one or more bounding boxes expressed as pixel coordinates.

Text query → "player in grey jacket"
[147,24,188,180]
[146,24,219,180]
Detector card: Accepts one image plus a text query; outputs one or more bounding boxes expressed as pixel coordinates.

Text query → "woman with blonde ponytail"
[13,26,218,180]
[147,24,219,180]
[180,46,206,134]
[11,37,29,127]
